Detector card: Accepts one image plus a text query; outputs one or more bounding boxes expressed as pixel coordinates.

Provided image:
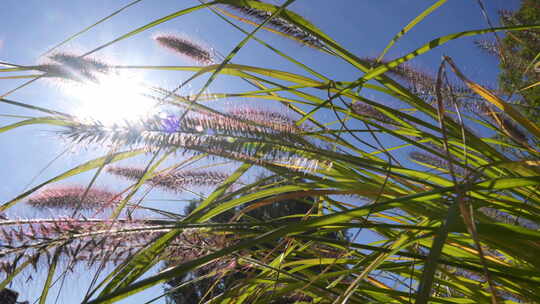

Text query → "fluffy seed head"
[0,217,233,272]
[220,2,325,49]
[154,34,213,65]
[227,108,302,133]
[351,103,394,125]
[49,53,109,73]
[26,186,121,210]
[37,52,111,83]
[61,114,318,173]
[107,167,228,193]
[410,151,469,177]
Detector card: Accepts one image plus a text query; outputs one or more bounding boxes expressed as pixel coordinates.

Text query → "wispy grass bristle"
[154,34,213,65]
[362,57,481,111]
[49,53,109,73]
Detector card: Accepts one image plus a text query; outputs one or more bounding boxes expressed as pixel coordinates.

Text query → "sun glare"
[63,72,157,125]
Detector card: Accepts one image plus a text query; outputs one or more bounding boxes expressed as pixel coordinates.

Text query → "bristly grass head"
[35,63,81,82]
[219,1,325,49]
[351,103,394,126]
[107,166,228,193]
[49,53,109,73]
[362,57,482,112]
[410,151,469,177]
[60,113,321,173]
[35,52,111,84]
[0,218,231,271]
[227,108,303,134]
[153,34,213,65]
[26,186,121,210]
[48,52,110,82]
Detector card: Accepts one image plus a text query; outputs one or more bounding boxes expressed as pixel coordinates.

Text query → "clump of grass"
[153,34,214,65]
[4,2,540,303]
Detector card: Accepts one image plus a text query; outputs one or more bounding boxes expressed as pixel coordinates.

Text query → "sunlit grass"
[0,1,539,304]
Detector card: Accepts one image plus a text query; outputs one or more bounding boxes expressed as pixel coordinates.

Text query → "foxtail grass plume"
[220,1,324,49]
[227,108,302,134]
[35,63,80,81]
[351,103,394,125]
[61,114,318,173]
[163,109,302,139]
[361,57,480,112]
[36,52,111,83]
[107,166,227,193]
[410,151,468,177]
[26,186,121,210]
[154,34,213,65]
[49,53,109,74]
[0,217,232,272]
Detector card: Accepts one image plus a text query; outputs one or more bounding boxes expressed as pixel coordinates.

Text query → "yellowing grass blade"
[445,57,540,140]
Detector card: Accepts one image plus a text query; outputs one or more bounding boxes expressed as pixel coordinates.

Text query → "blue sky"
[0,0,521,303]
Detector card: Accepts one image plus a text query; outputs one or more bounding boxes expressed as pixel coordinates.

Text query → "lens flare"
[63,72,157,125]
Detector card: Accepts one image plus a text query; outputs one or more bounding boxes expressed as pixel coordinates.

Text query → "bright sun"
[63,72,157,125]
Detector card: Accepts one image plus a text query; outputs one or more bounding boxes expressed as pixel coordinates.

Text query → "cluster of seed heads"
[107,166,228,193]
[61,113,316,171]
[221,1,325,49]
[154,34,213,65]
[26,186,121,210]
[0,217,232,273]
[0,218,150,271]
[36,52,111,83]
